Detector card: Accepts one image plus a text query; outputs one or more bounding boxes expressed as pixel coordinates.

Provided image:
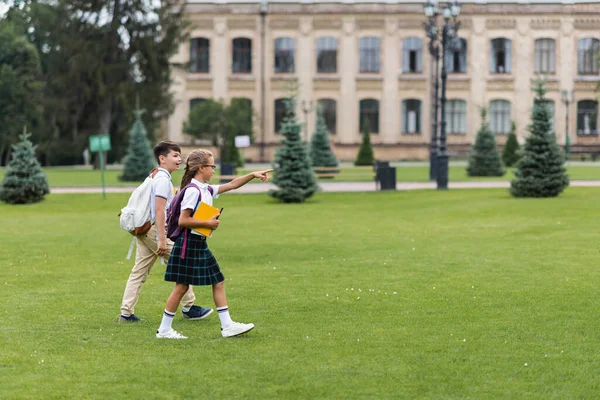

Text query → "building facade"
[166,0,600,161]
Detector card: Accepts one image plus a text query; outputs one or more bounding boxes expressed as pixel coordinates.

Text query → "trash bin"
[377,166,396,191]
[220,162,237,183]
[373,161,390,190]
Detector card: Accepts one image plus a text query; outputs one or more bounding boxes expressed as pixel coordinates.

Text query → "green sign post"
[89,134,111,199]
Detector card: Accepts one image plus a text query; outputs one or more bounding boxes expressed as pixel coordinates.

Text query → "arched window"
[190,38,210,73]
[403,37,424,73]
[447,100,467,134]
[490,100,511,134]
[445,38,467,73]
[402,99,422,134]
[316,37,337,73]
[534,38,555,74]
[359,37,380,73]
[490,38,512,73]
[359,99,379,133]
[317,99,337,134]
[274,98,288,133]
[577,100,598,135]
[232,38,252,73]
[578,38,600,75]
[274,37,295,73]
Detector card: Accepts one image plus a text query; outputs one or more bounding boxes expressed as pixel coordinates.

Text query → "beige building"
[166,0,600,162]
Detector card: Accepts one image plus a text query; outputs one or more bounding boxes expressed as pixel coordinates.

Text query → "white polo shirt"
[150,168,174,221]
[180,178,220,236]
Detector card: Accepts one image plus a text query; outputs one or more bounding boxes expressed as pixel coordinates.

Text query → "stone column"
[213,17,229,102]
[339,17,357,144]
[382,18,399,144]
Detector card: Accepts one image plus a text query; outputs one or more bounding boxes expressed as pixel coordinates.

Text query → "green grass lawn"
[2,164,600,187]
[1,189,600,398]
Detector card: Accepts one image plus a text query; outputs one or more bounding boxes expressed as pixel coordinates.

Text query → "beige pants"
[120,224,195,315]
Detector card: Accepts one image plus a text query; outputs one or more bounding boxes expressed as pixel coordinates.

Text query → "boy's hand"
[252,169,273,182]
[207,214,220,230]
[157,239,167,256]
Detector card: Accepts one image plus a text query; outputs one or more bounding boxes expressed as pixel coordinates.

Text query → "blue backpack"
[166,183,214,259]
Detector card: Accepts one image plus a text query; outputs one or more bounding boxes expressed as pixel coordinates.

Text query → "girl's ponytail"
[179,149,214,189]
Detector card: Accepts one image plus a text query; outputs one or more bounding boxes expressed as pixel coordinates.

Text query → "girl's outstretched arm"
[218,169,273,194]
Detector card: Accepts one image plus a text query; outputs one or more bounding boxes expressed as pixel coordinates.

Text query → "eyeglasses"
[203,164,217,170]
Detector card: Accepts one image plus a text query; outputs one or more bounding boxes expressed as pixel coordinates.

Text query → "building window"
[577,100,598,135]
[578,38,600,75]
[190,38,209,73]
[316,37,337,73]
[403,37,424,73]
[534,38,555,74]
[274,98,288,133]
[274,37,295,73]
[232,38,252,73]
[317,99,337,134]
[189,98,206,113]
[359,37,380,73]
[445,38,467,73]
[359,99,379,133]
[490,38,511,74]
[490,100,511,135]
[402,99,421,134]
[447,100,467,134]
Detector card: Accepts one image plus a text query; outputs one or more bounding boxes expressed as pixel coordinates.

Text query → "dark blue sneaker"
[182,305,213,320]
[118,314,141,323]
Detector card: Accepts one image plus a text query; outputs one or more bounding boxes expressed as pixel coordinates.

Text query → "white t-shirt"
[180,178,220,236]
[150,168,174,221]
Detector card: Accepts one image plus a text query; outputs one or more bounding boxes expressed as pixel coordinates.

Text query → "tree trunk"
[0,144,6,166]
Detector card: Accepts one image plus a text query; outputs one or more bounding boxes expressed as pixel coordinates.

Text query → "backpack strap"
[180,184,201,260]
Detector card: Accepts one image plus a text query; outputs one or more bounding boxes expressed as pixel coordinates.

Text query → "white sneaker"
[156,329,188,339]
[221,321,255,338]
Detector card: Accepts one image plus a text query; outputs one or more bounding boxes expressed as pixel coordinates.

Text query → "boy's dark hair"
[153,141,181,164]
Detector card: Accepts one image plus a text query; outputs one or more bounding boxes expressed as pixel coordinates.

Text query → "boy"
[119,141,212,322]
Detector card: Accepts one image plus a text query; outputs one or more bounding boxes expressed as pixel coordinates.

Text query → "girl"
[156,149,272,339]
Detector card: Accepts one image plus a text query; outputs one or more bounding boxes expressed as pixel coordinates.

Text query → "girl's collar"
[191,178,210,187]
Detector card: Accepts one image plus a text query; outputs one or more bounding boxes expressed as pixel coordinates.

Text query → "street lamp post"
[302,100,313,144]
[424,1,440,182]
[424,0,460,190]
[259,0,268,162]
[561,89,574,160]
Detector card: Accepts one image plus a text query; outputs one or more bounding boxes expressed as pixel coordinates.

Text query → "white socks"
[181,306,191,313]
[158,310,175,334]
[217,306,232,329]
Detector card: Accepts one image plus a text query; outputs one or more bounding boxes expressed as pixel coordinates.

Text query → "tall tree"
[184,98,253,167]
[0,128,49,204]
[0,19,42,166]
[269,90,318,203]
[310,107,339,175]
[355,120,374,166]
[466,108,505,177]
[511,80,569,198]
[119,107,156,182]
[6,0,187,165]
[501,121,521,167]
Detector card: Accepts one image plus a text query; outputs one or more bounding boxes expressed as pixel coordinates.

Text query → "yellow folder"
[192,202,221,237]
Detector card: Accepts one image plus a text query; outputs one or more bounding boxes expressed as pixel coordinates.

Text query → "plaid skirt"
[165,231,225,286]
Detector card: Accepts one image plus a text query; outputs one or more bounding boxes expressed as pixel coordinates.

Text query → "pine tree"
[119,107,156,182]
[502,121,521,167]
[511,80,569,197]
[355,120,374,166]
[269,90,318,203]
[466,108,505,177]
[0,128,49,204]
[310,107,339,176]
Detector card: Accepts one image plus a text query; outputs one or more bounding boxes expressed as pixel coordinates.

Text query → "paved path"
[51,180,600,194]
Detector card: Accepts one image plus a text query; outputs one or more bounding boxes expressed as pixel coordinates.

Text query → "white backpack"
[119,168,159,236]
